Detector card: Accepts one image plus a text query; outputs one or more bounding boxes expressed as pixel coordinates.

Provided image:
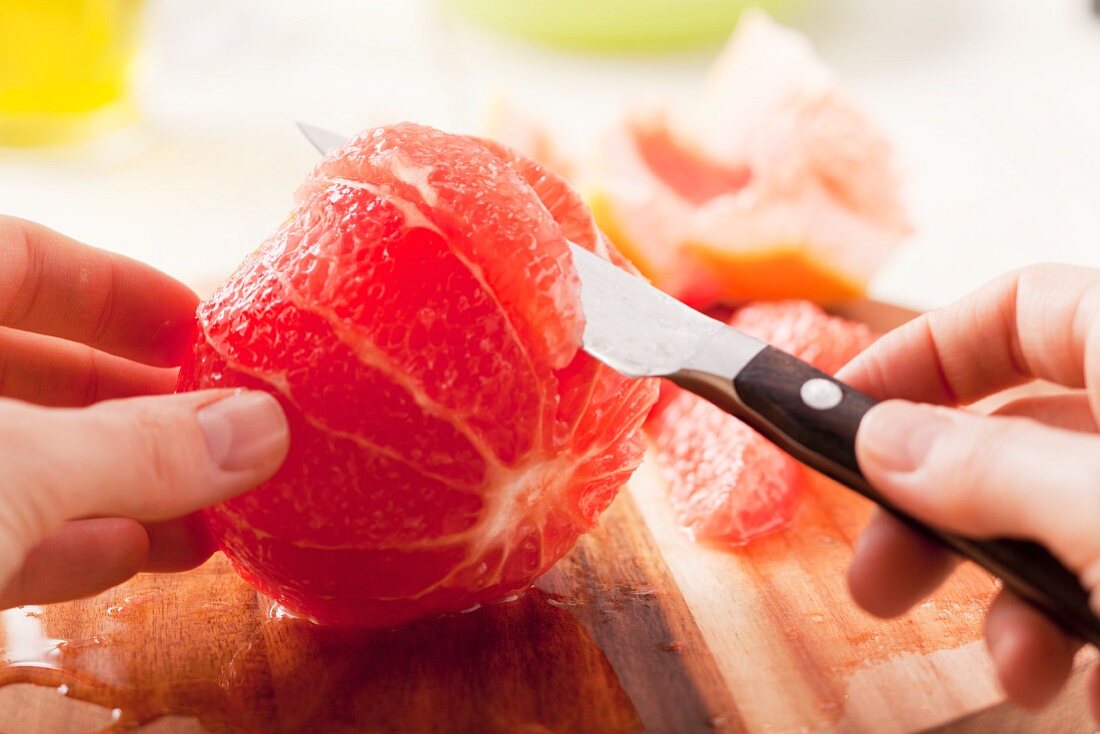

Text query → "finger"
[0,518,148,608]
[0,515,217,608]
[985,588,1080,709]
[848,509,958,618]
[1087,662,1100,724]
[0,216,199,366]
[836,264,1100,413]
[856,400,1100,575]
[143,515,216,572]
[0,327,177,407]
[992,392,1098,433]
[0,390,288,564]
[849,391,1097,621]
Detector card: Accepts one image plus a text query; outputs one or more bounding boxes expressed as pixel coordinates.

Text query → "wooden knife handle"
[707,345,1100,649]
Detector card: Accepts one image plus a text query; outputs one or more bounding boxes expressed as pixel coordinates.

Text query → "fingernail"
[860,401,953,474]
[197,391,288,471]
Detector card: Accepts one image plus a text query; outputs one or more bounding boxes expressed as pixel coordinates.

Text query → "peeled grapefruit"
[176,123,658,627]
[590,10,910,307]
[649,300,874,546]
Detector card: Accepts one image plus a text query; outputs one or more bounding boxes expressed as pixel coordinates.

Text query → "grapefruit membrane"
[177,123,658,627]
[649,300,875,546]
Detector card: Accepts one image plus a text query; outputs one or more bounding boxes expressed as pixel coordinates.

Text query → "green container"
[449,0,800,51]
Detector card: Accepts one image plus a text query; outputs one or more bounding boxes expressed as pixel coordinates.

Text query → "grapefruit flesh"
[649,300,875,546]
[727,300,877,376]
[590,10,910,307]
[650,395,806,545]
[176,123,657,627]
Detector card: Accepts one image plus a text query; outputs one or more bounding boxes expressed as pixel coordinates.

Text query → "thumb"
[856,400,1100,579]
[0,390,288,553]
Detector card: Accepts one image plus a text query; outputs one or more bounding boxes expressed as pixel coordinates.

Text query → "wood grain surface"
[0,301,1093,733]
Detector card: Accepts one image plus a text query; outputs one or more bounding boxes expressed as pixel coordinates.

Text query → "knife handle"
[686,344,1100,649]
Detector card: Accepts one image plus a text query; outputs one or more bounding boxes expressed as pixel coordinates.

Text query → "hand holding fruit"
[0,217,288,609]
[843,264,1100,718]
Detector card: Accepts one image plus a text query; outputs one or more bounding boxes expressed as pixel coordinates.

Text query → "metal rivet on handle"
[801,378,843,410]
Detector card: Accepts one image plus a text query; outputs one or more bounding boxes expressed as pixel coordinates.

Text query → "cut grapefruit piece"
[590,10,910,307]
[176,123,658,627]
[649,300,875,546]
[650,394,806,546]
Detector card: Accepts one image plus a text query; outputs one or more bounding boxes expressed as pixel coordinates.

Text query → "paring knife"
[298,123,1100,648]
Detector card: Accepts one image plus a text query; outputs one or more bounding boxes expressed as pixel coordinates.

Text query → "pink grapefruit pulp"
[649,300,875,546]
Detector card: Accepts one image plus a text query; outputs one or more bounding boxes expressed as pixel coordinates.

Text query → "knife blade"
[297,122,348,155]
[297,123,1100,647]
[569,243,762,379]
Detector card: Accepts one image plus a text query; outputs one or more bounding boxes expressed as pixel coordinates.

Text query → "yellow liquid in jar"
[0,0,142,146]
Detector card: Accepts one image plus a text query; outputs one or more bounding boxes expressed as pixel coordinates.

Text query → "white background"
[1,0,1098,309]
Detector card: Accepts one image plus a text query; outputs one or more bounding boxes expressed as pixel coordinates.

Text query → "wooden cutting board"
[0,302,1093,733]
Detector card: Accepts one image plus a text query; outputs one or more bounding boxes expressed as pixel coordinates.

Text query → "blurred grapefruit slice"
[177,123,657,627]
[591,10,910,307]
[649,300,875,546]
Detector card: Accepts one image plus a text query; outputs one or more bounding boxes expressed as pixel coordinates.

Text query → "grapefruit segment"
[475,136,597,253]
[300,123,581,370]
[650,394,806,545]
[631,122,751,206]
[177,124,658,626]
[648,300,875,546]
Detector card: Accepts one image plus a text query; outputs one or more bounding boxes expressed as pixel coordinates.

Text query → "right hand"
[0,216,289,609]
[837,264,1100,719]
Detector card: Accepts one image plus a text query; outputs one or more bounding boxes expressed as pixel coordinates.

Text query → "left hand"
[0,216,287,607]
